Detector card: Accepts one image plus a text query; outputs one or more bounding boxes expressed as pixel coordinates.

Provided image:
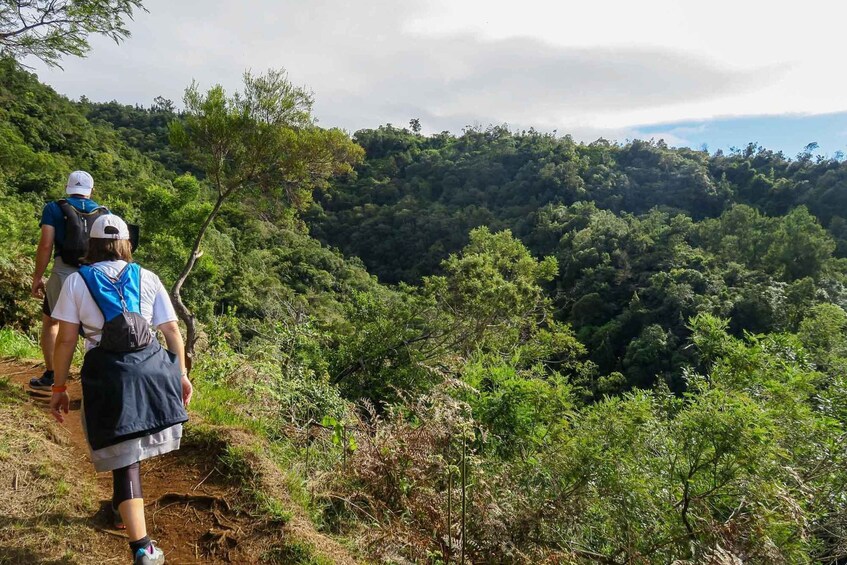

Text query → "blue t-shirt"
[40,197,104,257]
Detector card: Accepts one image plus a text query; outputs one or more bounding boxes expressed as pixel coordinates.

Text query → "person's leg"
[41,314,58,371]
[113,461,146,538]
[30,310,58,389]
[32,266,65,388]
[113,461,163,562]
[120,498,148,540]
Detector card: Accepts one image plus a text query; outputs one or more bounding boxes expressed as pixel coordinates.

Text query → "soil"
[0,359,301,564]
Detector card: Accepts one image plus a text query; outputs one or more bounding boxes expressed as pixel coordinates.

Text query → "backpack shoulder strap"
[57,199,75,215]
[78,266,103,309]
[116,263,143,314]
[74,268,101,339]
[56,199,109,216]
[79,265,131,321]
[82,205,110,216]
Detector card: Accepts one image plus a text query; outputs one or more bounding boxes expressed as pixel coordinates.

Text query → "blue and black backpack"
[79,263,153,352]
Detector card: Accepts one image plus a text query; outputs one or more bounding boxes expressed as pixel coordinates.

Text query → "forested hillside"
[81,107,847,393]
[304,125,847,392]
[2,58,846,564]
[309,125,847,281]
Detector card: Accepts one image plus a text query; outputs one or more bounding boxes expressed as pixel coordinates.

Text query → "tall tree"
[169,69,364,359]
[0,0,144,67]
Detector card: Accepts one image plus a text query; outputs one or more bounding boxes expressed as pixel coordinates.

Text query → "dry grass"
[0,379,124,564]
[187,423,356,565]
[0,366,359,564]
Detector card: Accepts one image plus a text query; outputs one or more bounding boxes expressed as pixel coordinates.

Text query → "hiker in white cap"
[30,171,109,390]
[49,214,191,565]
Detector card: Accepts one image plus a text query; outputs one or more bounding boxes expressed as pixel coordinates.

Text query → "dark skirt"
[81,341,188,451]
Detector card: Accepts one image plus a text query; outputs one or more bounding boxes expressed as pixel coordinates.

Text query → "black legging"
[112,461,143,507]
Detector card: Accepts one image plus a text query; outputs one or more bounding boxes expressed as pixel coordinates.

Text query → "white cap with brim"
[66,170,94,196]
[90,214,129,240]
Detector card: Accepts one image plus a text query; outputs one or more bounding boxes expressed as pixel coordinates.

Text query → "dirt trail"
[0,359,265,564]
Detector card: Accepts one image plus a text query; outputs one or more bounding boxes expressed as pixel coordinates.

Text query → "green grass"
[185,424,293,524]
[34,462,52,480]
[55,479,70,498]
[0,328,39,359]
[190,378,268,435]
[0,377,24,405]
[267,442,321,522]
[183,372,347,563]
[262,540,334,565]
[255,491,293,524]
[187,379,332,530]
[217,442,293,524]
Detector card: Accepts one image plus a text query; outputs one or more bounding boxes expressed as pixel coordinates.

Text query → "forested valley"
[2,57,846,563]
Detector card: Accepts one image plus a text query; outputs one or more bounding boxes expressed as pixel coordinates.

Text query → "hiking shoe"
[134,542,165,564]
[29,371,54,390]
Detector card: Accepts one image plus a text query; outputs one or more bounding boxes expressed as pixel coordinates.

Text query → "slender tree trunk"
[170,189,232,364]
[680,479,694,535]
[461,435,467,565]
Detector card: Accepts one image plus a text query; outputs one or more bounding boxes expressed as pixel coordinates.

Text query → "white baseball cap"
[90,214,129,240]
[66,170,94,196]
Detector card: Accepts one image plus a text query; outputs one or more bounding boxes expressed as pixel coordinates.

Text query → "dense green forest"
[74,102,847,393]
[310,126,847,280]
[1,56,846,564]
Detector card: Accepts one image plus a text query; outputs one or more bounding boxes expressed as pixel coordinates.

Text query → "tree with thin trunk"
[0,0,145,67]
[168,69,364,361]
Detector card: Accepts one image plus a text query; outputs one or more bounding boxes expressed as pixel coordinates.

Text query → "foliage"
[311,130,847,286]
[302,126,847,392]
[460,354,574,459]
[0,1,145,67]
[325,316,846,563]
[167,69,364,354]
[0,327,39,358]
[329,227,567,405]
[425,226,558,355]
[2,60,847,564]
[0,196,39,329]
[319,389,494,563]
[82,96,196,174]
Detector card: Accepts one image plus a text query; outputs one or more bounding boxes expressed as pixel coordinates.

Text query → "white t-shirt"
[51,260,178,350]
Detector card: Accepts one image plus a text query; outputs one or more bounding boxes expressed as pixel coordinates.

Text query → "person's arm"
[158,321,193,407]
[31,225,55,298]
[49,320,78,423]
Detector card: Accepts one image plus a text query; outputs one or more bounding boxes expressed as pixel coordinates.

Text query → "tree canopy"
[0,0,144,67]
[167,69,364,356]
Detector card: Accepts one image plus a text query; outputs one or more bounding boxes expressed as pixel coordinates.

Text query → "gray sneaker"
[133,542,165,564]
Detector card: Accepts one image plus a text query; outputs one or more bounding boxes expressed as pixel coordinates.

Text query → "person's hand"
[50,392,69,423]
[31,277,46,299]
[181,375,193,407]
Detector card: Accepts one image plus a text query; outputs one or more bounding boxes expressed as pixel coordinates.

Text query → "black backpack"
[57,199,110,266]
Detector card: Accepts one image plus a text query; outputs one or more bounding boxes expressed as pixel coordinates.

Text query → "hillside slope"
[0,359,355,564]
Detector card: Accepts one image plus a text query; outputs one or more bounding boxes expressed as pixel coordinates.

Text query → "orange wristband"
[51,385,67,394]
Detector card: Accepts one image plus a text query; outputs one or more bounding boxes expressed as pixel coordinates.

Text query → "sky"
[24,0,847,156]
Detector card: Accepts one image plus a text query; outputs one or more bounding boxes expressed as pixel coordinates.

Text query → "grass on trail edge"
[190,377,268,436]
[0,327,353,563]
[184,423,342,565]
[180,358,356,564]
[0,375,108,564]
[0,328,40,359]
[0,326,84,366]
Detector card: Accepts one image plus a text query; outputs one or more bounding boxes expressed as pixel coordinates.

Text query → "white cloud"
[25,0,847,141]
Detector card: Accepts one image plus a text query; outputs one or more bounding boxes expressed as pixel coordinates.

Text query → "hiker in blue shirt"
[30,170,108,389]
